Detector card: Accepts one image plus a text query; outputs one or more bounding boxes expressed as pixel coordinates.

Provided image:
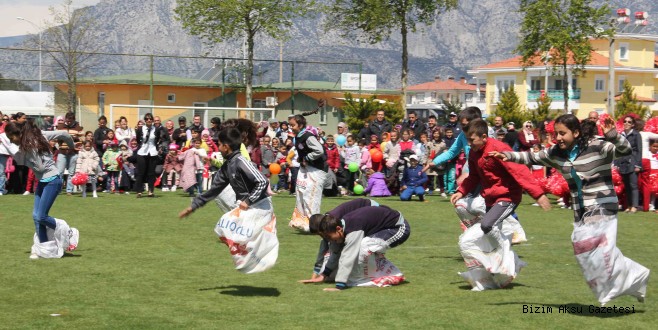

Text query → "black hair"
[466,118,488,137]
[444,127,453,132]
[649,138,658,145]
[4,121,51,154]
[291,115,307,128]
[211,117,221,125]
[408,111,417,117]
[623,115,637,130]
[318,214,342,234]
[221,118,258,148]
[65,111,76,121]
[458,106,482,124]
[358,139,367,146]
[309,214,325,234]
[554,114,597,152]
[428,115,437,120]
[98,115,107,122]
[143,113,154,121]
[218,127,243,151]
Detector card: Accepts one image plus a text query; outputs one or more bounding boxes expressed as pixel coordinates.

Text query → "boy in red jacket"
[451,119,550,234]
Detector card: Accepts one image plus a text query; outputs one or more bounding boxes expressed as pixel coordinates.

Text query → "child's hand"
[536,195,551,211]
[602,117,616,135]
[239,200,249,210]
[179,207,194,219]
[450,192,463,205]
[488,151,508,161]
[298,274,325,283]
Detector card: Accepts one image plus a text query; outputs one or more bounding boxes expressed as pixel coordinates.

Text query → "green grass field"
[0,192,656,329]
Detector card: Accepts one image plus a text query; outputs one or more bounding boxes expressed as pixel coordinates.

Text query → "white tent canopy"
[0,91,54,116]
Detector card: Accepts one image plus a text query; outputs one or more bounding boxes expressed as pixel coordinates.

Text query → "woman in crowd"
[134,113,168,198]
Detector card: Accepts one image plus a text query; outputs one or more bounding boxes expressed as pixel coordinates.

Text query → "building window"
[465,93,473,102]
[495,77,515,101]
[319,106,327,124]
[253,99,266,108]
[415,92,425,104]
[619,43,629,61]
[98,92,105,115]
[167,93,176,103]
[430,92,437,103]
[618,76,627,93]
[555,79,563,91]
[531,79,541,91]
[595,76,605,92]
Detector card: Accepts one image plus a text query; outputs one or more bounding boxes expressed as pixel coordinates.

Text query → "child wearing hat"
[400,154,428,202]
[162,143,183,192]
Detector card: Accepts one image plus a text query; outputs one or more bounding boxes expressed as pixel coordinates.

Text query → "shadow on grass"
[454,282,528,291]
[490,302,644,317]
[199,285,281,297]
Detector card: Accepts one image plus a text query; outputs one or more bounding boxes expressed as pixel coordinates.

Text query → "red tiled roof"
[408,79,479,91]
[476,51,621,70]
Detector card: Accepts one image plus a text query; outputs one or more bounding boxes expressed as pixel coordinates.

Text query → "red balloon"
[71,172,88,186]
[269,163,281,175]
[371,150,383,162]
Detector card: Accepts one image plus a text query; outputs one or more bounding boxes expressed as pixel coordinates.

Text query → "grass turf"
[0,192,656,329]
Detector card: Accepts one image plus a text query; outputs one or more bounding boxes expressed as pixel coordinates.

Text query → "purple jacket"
[364,172,391,197]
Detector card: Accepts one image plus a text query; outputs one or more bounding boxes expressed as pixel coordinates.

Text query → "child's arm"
[327,231,363,291]
[451,157,479,205]
[433,132,465,166]
[237,156,269,210]
[179,168,230,218]
[502,159,551,210]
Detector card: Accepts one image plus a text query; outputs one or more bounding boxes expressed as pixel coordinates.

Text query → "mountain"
[1,0,658,90]
[0,35,26,47]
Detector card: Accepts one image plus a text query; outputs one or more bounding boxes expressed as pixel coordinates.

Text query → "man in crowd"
[368,110,392,141]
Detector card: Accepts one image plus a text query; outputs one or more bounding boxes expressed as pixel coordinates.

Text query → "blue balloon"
[336,135,347,146]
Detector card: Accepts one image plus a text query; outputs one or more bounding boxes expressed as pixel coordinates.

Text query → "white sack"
[31,218,79,259]
[289,166,327,232]
[214,197,278,274]
[215,184,238,213]
[454,195,527,244]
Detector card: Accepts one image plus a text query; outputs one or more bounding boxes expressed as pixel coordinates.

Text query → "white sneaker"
[532,203,539,206]
[434,188,441,192]
[29,253,39,260]
[93,192,98,198]
[171,185,177,192]
[125,192,130,195]
[162,187,170,192]
[23,191,30,195]
[440,193,447,197]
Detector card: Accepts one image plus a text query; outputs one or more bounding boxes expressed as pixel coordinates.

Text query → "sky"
[0,0,101,37]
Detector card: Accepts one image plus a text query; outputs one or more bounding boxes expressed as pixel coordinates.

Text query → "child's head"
[120,141,128,151]
[419,132,428,143]
[168,143,178,154]
[445,127,453,138]
[650,139,658,155]
[532,143,543,153]
[408,154,419,167]
[465,119,488,151]
[496,129,506,141]
[83,140,93,151]
[262,136,271,146]
[366,168,375,176]
[390,131,399,142]
[325,135,335,146]
[191,128,200,139]
[318,215,345,243]
[358,139,368,147]
[278,144,287,153]
[381,132,390,142]
[271,137,280,148]
[110,142,118,150]
[129,138,138,149]
[401,129,411,141]
[106,129,115,139]
[218,127,242,155]
[191,138,202,149]
[370,134,379,144]
[201,129,210,139]
[346,135,355,146]
[432,128,442,141]
[85,131,93,141]
[553,114,586,150]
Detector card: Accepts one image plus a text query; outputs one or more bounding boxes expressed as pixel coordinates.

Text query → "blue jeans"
[33,176,62,242]
[56,153,78,193]
[0,154,7,194]
[400,186,425,201]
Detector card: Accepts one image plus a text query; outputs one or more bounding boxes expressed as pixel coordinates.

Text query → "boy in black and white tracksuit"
[317,206,410,291]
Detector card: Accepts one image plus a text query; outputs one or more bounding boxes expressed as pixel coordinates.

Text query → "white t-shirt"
[137,126,158,156]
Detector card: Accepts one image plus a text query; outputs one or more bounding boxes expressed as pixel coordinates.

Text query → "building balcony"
[528,89,581,101]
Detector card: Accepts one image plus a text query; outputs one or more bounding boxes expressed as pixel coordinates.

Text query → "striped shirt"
[502,129,631,222]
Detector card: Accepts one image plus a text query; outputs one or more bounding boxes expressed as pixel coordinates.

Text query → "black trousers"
[134,155,159,193]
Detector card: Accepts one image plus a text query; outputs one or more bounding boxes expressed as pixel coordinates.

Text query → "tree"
[326,0,458,109]
[0,74,33,91]
[615,80,649,120]
[516,0,613,113]
[175,0,315,108]
[341,93,404,136]
[530,94,552,123]
[38,0,99,113]
[441,96,463,115]
[493,86,529,128]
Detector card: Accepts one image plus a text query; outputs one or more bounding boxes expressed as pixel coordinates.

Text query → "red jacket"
[458,138,544,206]
[325,145,340,170]
[399,140,414,152]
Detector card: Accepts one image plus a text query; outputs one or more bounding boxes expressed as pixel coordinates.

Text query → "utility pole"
[17,17,42,92]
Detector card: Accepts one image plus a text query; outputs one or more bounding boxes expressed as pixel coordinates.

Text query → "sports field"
[0,193,655,329]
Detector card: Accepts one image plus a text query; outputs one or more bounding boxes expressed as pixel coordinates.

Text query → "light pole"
[16,17,42,92]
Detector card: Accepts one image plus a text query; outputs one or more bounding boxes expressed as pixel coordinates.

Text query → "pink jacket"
[360,147,372,170]
[178,149,203,191]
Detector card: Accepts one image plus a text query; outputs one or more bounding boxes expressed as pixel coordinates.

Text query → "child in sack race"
[179,128,278,273]
[490,114,650,305]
